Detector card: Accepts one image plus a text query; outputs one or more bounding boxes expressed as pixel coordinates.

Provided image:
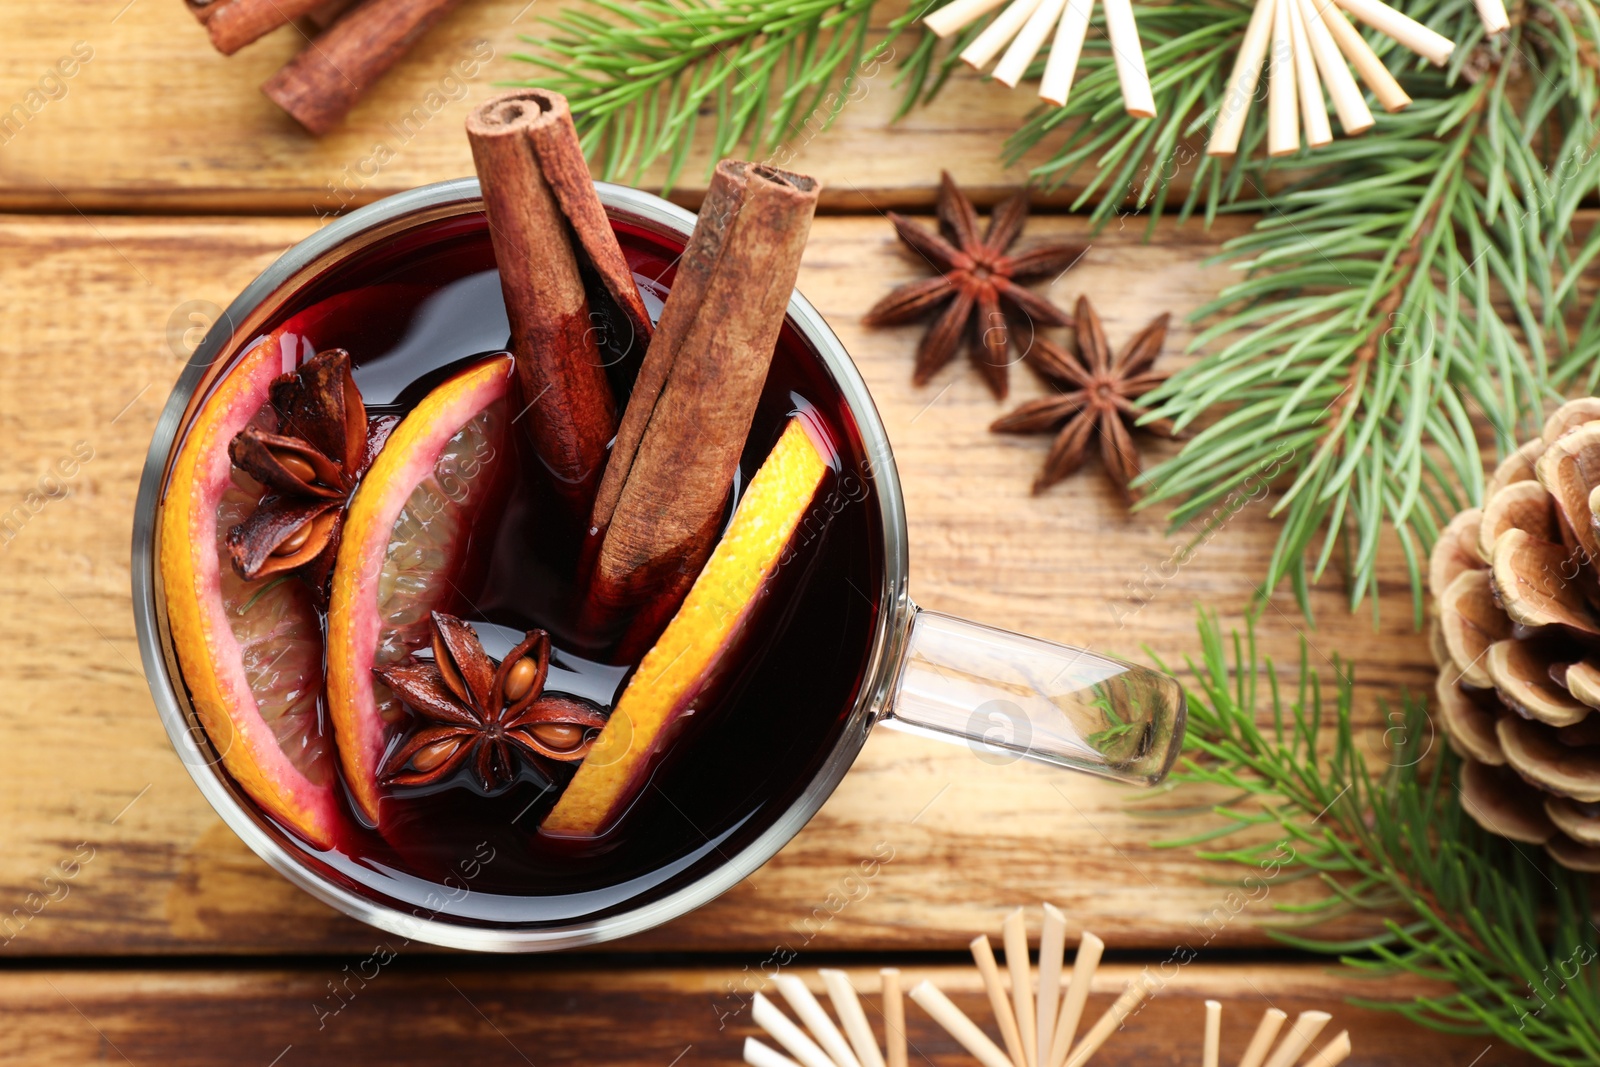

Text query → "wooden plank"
[0,0,1070,213]
[0,963,1536,1065]
[0,213,1446,956]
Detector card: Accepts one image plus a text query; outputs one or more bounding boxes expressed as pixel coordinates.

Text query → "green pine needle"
[507,0,938,187]
[1146,610,1600,1065]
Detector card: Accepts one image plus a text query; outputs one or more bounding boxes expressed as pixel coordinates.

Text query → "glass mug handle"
[880,608,1187,786]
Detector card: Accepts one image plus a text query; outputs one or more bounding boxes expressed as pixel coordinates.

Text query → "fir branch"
[1135,0,1600,621]
[1147,610,1600,1065]
[506,0,931,187]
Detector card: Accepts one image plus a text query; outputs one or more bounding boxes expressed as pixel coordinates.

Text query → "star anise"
[863,171,1084,399]
[226,347,374,594]
[990,296,1177,501]
[378,612,607,792]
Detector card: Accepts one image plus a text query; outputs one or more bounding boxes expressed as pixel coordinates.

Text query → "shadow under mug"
[132,178,1186,953]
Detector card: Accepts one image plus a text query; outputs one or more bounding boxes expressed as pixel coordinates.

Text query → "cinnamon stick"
[584,160,820,653]
[261,0,464,135]
[206,0,331,54]
[466,89,653,516]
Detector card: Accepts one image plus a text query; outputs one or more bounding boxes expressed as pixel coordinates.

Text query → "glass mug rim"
[131,177,913,953]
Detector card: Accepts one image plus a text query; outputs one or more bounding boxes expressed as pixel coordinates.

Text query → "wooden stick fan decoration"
[922,0,1511,155]
[741,906,1356,1067]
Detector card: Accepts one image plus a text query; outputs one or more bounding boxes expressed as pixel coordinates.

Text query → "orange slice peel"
[542,417,830,838]
[159,334,341,849]
[327,355,514,825]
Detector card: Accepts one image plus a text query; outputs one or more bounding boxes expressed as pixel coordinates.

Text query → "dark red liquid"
[207,212,884,928]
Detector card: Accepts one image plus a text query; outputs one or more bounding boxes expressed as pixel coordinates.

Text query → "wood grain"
[0,0,1071,213]
[0,212,1457,956]
[0,963,1537,1065]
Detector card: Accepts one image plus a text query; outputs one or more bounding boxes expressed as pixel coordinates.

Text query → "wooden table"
[0,2,1540,1064]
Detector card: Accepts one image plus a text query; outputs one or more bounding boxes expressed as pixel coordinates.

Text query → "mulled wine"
[169,210,884,927]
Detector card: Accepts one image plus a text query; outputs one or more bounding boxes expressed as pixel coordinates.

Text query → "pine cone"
[1429,398,1600,872]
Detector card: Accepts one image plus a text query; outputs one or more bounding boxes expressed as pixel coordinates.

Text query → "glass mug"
[132,178,1185,952]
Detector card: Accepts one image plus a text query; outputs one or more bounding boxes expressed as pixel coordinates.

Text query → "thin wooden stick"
[909,981,1017,1067]
[752,992,839,1067]
[1039,0,1093,105]
[1260,1011,1332,1067]
[1296,0,1373,133]
[1101,0,1157,117]
[881,970,908,1067]
[962,0,1047,69]
[995,0,1072,86]
[1314,0,1410,110]
[1063,979,1150,1067]
[1207,0,1276,154]
[1474,0,1510,32]
[1267,0,1300,156]
[1236,1008,1287,1067]
[1286,0,1333,147]
[1046,931,1103,1067]
[1202,1001,1222,1067]
[1035,904,1068,1067]
[925,0,1010,36]
[820,970,886,1067]
[970,936,1028,1067]
[1003,909,1039,1067]
[1300,1030,1353,1067]
[747,1037,805,1067]
[1333,0,1454,64]
[777,975,861,1067]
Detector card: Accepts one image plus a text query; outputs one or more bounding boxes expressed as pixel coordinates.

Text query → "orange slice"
[159,334,340,849]
[326,356,513,824]
[542,417,830,838]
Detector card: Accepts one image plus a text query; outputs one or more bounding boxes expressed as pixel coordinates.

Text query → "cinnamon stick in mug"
[262,0,464,135]
[584,160,821,654]
[466,89,654,517]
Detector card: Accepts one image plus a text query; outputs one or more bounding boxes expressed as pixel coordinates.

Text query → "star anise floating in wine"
[378,612,607,793]
[990,296,1177,502]
[226,347,371,594]
[863,171,1084,399]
